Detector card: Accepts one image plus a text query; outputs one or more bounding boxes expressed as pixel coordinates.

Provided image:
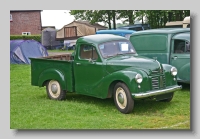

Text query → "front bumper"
[132,85,182,99]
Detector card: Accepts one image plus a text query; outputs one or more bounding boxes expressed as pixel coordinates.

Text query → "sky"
[41,10,75,29]
[41,10,125,30]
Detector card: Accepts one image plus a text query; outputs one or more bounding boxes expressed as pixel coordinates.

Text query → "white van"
[183,16,190,28]
[165,16,190,28]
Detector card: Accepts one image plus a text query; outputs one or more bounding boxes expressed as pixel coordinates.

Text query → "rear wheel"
[46,80,66,100]
[113,82,134,114]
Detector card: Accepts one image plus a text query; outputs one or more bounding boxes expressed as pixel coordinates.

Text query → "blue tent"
[10,40,48,64]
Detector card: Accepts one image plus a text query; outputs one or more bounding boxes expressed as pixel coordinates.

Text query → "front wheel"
[46,80,66,100]
[113,82,134,114]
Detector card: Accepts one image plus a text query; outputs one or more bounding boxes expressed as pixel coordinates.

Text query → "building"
[56,20,107,40]
[42,26,56,30]
[10,10,42,35]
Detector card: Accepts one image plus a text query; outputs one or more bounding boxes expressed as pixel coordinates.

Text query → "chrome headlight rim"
[171,67,177,76]
[135,73,143,84]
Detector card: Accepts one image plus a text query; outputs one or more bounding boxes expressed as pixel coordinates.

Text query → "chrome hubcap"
[51,84,58,94]
[118,93,124,104]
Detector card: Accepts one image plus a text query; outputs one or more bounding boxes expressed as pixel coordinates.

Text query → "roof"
[172,32,190,41]
[42,27,56,31]
[96,29,136,34]
[77,34,128,45]
[165,21,183,26]
[10,10,42,12]
[183,16,190,24]
[130,28,190,36]
[118,24,150,29]
[42,26,56,29]
[63,20,107,29]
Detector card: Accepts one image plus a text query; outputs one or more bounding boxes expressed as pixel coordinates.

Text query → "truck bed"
[41,53,73,61]
[30,54,75,92]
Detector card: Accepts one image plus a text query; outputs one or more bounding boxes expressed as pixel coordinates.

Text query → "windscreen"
[98,40,136,58]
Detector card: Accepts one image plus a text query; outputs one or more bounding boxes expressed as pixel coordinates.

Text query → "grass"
[10,64,190,129]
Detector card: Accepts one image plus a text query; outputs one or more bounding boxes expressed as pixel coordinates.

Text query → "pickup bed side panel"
[30,58,74,92]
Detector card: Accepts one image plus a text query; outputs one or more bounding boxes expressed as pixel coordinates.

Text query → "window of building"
[22,32,31,35]
[10,14,13,21]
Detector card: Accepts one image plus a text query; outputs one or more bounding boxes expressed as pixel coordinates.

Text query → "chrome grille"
[151,69,166,90]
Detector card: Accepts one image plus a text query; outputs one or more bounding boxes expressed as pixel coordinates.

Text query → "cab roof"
[130,28,190,36]
[77,34,128,45]
[172,32,190,41]
[96,29,136,34]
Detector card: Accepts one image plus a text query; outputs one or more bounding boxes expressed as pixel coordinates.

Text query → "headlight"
[135,73,143,83]
[171,67,177,76]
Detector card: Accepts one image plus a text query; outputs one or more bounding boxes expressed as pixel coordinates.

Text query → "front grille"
[151,69,166,90]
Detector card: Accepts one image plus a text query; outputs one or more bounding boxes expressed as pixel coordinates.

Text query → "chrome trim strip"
[132,85,182,99]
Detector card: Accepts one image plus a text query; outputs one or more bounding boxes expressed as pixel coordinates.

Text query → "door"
[170,39,190,83]
[74,43,105,96]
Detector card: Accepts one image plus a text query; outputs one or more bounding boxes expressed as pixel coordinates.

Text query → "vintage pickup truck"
[30,34,182,114]
[129,28,190,84]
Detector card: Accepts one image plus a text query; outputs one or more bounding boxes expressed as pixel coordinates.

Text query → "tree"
[70,10,190,29]
[117,10,135,25]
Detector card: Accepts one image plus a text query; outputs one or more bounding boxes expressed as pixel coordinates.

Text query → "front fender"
[38,68,66,90]
[178,63,190,82]
[93,68,148,98]
[162,64,178,86]
[108,70,139,89]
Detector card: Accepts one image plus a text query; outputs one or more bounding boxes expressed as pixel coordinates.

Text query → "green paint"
[130,28,190,83]
[30,34,181,100]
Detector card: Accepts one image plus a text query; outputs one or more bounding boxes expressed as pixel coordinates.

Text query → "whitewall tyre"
[114,82,134,114]
[46,80,66,100]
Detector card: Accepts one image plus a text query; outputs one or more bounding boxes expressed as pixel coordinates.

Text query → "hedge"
[10,35,41,43]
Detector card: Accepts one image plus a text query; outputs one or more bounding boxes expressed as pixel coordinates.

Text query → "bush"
[10,35,41,43]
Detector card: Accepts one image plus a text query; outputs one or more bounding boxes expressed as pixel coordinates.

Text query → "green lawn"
[10,64,190,129]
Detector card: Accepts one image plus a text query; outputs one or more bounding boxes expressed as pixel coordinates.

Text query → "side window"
[79,44,98,60]
[174,40,190,53]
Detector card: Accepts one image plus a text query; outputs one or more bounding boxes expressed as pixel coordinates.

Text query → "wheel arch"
[106,70,139,98]
[107,80,126,98]
[38,69,67,90]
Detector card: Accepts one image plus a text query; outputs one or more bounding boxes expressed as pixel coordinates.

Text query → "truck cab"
[30,34,182,114]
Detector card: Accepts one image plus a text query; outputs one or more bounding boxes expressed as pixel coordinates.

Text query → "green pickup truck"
[129,28,190,84]
[30,34,182,114]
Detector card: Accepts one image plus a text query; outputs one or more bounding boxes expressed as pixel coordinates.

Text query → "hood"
[106,55,161,74]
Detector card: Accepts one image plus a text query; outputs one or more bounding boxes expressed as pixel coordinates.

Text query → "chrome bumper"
[132,85,182,99]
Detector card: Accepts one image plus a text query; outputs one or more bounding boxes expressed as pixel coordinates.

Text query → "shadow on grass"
[40,92,175,115]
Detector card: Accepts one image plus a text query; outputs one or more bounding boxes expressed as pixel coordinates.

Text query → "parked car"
[129,28,190,84]
[96,29,136,39]
[30,34,182,114]
[117,24,151,31]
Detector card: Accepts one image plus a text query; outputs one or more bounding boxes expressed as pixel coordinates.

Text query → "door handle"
[172,56,177,60]
[76,63,81,65]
